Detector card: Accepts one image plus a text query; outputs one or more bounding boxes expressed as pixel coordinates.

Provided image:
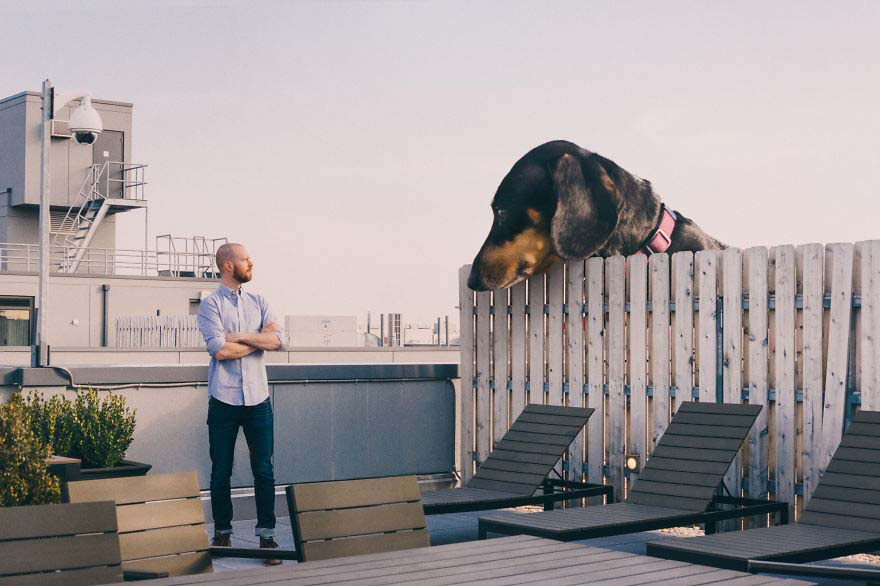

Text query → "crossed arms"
[215,322,283,360]
[197,295,284,361]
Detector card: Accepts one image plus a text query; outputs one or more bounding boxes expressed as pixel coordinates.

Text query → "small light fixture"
[625,454,641,471]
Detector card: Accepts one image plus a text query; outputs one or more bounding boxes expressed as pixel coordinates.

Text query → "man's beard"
[233,267,252,283]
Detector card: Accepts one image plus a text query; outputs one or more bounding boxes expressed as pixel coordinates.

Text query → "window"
[0,296,34,346]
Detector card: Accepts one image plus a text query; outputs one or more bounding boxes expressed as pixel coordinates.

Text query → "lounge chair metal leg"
[543,480,554,511]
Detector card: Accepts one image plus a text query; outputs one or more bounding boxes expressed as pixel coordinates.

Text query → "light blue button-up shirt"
[197,283,284,406]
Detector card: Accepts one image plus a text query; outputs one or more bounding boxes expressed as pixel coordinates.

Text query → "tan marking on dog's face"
[527,208,542,224]
[479,227,554,289]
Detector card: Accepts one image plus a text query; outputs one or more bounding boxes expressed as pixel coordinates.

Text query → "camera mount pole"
[35,78,52,367]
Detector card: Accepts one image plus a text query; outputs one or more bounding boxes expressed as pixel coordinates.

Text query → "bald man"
[197,243,285,564]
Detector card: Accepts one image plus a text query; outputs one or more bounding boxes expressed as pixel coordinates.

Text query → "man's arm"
[226,296,285,351]
[197,297,258,361]
[216,341,258,360]
[225,323,283,351]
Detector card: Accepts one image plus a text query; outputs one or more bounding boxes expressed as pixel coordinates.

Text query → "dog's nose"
[467,268,488,291]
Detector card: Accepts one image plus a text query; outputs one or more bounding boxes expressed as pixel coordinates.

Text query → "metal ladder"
[54,162,112,273]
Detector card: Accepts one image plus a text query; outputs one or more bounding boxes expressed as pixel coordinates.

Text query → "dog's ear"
[550,154,621,259]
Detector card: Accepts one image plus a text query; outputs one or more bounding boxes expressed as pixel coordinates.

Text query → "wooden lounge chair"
[67,470,296,581]
[646,409,880,571]
[478,401,787,541]
[0,500,122,585]
[422,403,613,514]
[286,475,430,562]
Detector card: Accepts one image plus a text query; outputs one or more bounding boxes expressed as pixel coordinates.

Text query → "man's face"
[228,247,253,283]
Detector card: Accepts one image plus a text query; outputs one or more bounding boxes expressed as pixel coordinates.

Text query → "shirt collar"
[218,283,243,298]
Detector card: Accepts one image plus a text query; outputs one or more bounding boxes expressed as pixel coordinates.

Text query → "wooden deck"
[145,535,813,585]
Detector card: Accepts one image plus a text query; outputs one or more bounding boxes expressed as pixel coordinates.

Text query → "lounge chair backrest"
[286,475,430,562]
[467,404,594,495]
[67,471,212,577]
[0,500,122,585]
[800,409,880,531]
[627,402,762,511]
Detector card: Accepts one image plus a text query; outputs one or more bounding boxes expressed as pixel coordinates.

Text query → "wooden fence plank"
[695,251,717,404]
[775,245,796,517]
[547,262,565,479]
[566,259,586,487]
[493,287,510,447]
[458,265,475,482]
[859,240,880,411]
[650,253,671,449]
[606,256,626,501]
[547,262,565,408]
[722,248,744,529]
[800,244,824,504]
[745,247,770,525]
[586,258,605,491]
[510,282,527,423]
[819,243,855,474]
[476,291,492,465]
[528,274,545,409]
[672,252,694,412]
[628,255,648,478]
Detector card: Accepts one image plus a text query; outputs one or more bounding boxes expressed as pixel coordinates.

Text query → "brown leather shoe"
[211,532,231,547]
[260,536,282,566]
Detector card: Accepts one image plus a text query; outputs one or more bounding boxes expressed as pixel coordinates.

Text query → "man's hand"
[262,321,279,333]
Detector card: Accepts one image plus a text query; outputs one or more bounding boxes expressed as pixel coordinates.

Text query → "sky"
[2,1,879,327]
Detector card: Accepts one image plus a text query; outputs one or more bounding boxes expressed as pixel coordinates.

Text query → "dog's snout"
[467,266,488,291]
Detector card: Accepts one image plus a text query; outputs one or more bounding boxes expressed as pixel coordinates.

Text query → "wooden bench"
[67,471,213,580]
[0,501,122,585]
[478,402,787,541]
[286,475,430,562]
[422,404,612,514]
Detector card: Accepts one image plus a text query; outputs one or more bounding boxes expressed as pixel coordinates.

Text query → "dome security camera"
[68,95,103,145]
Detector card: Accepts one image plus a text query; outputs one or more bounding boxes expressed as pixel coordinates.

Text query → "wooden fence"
[459,240,880,519]
[115,315,203,348]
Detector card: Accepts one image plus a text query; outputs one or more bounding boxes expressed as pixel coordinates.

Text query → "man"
[197,242,285,565]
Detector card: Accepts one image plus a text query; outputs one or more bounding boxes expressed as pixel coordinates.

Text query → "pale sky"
[2,1,878,326]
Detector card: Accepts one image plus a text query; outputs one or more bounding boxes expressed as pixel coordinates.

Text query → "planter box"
[79,459,152,480]
[47,455,81,502]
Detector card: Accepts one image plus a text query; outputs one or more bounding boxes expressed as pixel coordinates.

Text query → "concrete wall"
[0,346,460,367]
[286,315,359,347]
[0,271,215,347]
[0,95,26,214]
[7,92,134,208]
[0,363,458,491]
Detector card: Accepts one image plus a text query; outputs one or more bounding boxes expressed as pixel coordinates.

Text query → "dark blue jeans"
[207,396,275,537]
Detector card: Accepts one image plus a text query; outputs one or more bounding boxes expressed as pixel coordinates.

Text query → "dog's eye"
[494,209,508,223]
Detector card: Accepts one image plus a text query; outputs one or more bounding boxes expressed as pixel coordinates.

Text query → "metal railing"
[53,161,148,249]
[0,242,217,278]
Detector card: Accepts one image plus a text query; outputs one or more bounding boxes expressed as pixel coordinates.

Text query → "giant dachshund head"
[467,140,623,291]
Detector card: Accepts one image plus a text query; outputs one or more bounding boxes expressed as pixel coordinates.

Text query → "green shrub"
[25,389,137,469]
[25,392,78,459]
[73,389,137,469]
[0,395,61,507]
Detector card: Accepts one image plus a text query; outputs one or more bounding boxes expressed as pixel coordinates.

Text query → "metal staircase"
[53,161,146,273]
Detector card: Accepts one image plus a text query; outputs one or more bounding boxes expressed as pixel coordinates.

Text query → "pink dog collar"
[637,205,677,255]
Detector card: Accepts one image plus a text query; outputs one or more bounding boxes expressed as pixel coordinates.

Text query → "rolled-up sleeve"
[260,296,285,349]
[197,297,226,358]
